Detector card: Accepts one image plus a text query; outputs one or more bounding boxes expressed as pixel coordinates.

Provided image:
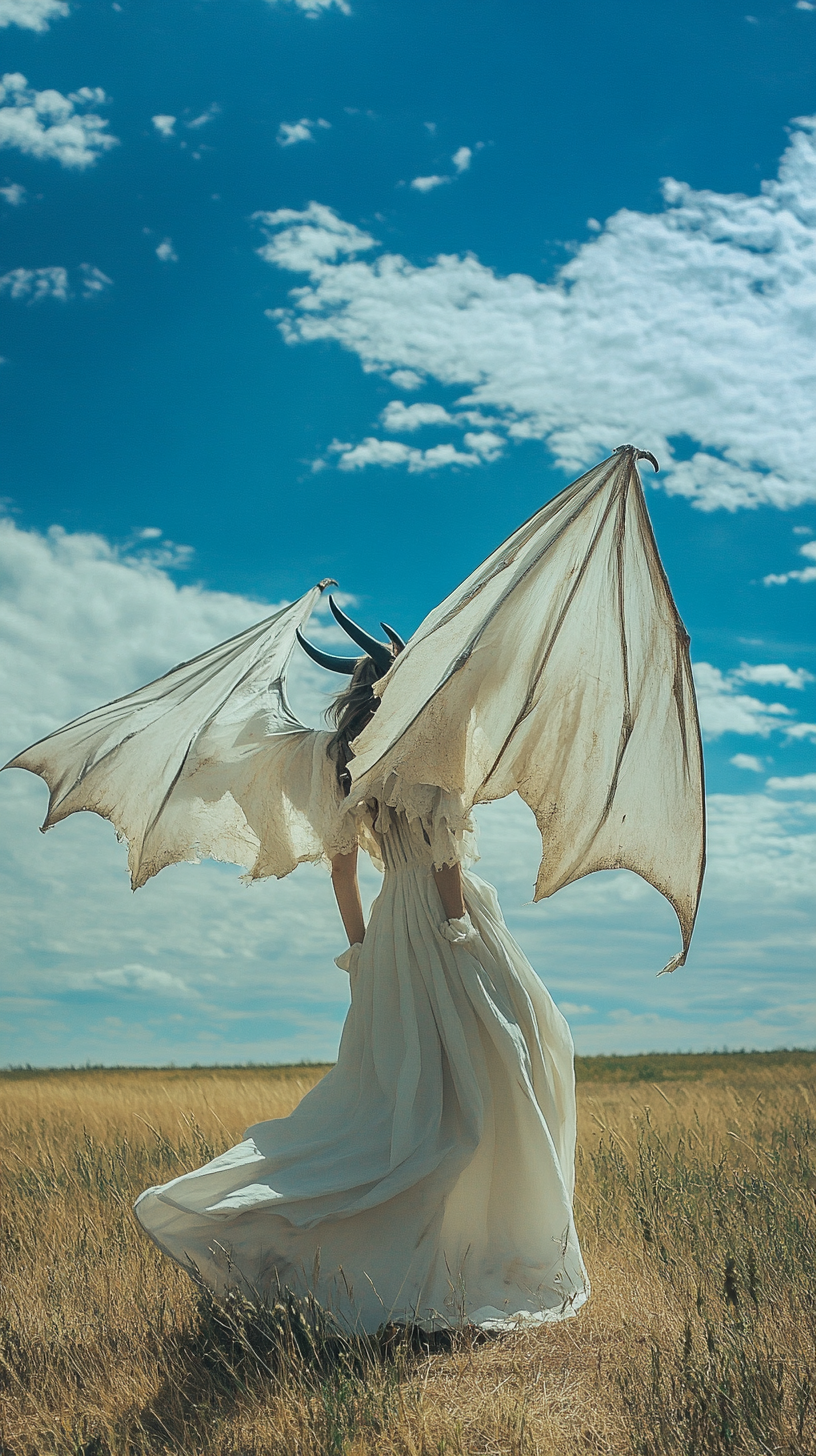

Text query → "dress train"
[134,813,589,1333]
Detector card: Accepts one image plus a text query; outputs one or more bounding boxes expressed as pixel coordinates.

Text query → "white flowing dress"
[134,801,589,1333]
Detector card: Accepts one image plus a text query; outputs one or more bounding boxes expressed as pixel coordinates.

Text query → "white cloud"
[277,117,330,148]
[410,174,450,193]
[186,103,220,130]
[0,265,69,301]
[70,964,192,996]
[731,753,765,772]
[256,201,375,272]
[764,539,816,585]
[457,409,501,427]
[0,0,68,30]
[0,181,25,204]
[331,390,505,469]
[0,263,112,301]
[766,773,816,790]
[768,568,816,586]
[783,722,816,743]
[151,114,176,137]
[0,521,268,752]
[731,662,814,690]
[329,437,483,473]
[694,662,793,739]
[135,540,193,570]
[264,0,350,14]
[380,400,454,431]
[0,73,118,169]
[374,403,506,452]
[255,116,816,508]
[795,1,814,10]
[68,87,108,107]
[704,793,816,901]
[277,120,311,147]
[78,263,112,297]
[462,429,504,460]
[389,369,423,390]
[452,146,471,173]
[155,238,177,262]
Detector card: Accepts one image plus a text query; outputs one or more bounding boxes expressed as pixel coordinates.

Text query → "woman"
[133,622,590,1334]
[11,447,702,1334]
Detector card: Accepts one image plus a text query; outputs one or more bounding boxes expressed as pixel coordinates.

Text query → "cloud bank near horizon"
[0,517,813,1065]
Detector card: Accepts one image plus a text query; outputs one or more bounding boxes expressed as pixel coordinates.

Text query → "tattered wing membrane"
[6,585,331,888]
[7,450,705,972]
[348,448,705,972]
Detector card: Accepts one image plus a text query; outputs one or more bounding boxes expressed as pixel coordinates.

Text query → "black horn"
[295,628,359,675]
[328,596,393,675]
[381,622,406,652]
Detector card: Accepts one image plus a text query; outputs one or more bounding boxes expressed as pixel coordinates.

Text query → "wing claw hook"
[614,444,660,473]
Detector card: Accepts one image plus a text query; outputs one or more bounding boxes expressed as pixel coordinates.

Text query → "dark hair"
[327,656,382,793]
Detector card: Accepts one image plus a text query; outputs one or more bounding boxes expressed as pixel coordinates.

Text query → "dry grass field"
[1,1051,813,1456]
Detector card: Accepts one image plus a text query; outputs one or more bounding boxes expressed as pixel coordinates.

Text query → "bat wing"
[5,582,344,888]
[347,447,705,973]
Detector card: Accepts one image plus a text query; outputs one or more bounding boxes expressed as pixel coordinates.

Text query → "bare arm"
[433,861,466,921]
[331,847,366,946]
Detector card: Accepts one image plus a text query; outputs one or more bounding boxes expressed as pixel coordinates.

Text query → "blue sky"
[1,0,814,1066]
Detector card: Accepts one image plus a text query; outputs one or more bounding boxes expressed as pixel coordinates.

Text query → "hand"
[439,912,478,946]
[334,943,363,974]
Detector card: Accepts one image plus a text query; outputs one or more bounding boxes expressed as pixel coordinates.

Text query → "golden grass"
[1,1052,814,1455]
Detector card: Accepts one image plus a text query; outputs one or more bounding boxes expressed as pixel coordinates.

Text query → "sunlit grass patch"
[1,1052,813,1454]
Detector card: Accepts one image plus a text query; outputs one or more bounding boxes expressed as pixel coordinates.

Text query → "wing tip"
[657,949,687,976]
[613,444,660,473]
[2,752,37,775]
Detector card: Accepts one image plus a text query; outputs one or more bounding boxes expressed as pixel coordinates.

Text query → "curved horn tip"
[327,595,393,674]
[381,621,406,652]
[317,578,338,591]
[295,626,358,675]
